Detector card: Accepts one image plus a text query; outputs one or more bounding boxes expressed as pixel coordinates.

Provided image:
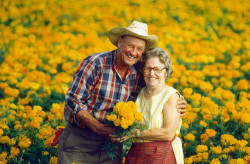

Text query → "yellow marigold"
[9,114,15,121]
[30,119,40,129]
[36,125,54,140]
[192,108,200,113]
[210,158,221,164]
[14,121,20,125]
[126,101,137,113]
[0,136,10,144]
[184,133,195,141]
[221,134,237,146]
[121,116,135,129]
[34,116,43,123]
[196,145,208,153]
[4,87,20,98]
[219,154,228,159]
[200,121,207,127]
[36,111,46,117]
[245,147,250,155]
[0,124,9,130]
[10,146,20,157]
[44,137,54,147]
[50,103,61,114]
[228,158,246,164]
[106,115,117,122]
[14,124,22,130]
[236,79,249,90]
[18,136,31,149]
[205,129,216,138]
[47,114,54,122]
[221,110,230,123]
[62,62,74,71]
[190,92,201,106]
[211,146,222,154]
[184,111,197,124]
[200,81,214,92]
[200,133,209,143]
[203,114,212,121]
[109,101,141,129]
[203,152,209,160]
[222,90,235,100]
[183,122,189,128]
[43,151,49,156]
[223,148,231,154]
[118,106,132,119]
[134,112,143,122]
[24,106,35,117]
[120,118,129,129]
[193,153,203,162]
[184,156,194,164]
[244,156,250,163]
[0,82,8,89]
[9,103,18,109]
[113,102,122,114]
[239,112,250,124]
[9,138,16,146]
[113,117,121,127]
[33,105,42,112]
[183,88,193,99]
[180,76,188,85]
[235,140,248,149]
[229,146,236,152]
[239,91,248,100]
[0,152,7,161]
[50,156,58,164]
[0,129,3,136]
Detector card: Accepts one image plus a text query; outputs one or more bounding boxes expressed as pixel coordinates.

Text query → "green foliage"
[31,90,65,112]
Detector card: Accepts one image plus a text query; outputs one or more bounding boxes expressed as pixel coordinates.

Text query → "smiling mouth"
[127,54,135,59]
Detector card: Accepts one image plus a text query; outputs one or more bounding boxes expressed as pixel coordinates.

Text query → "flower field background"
[0,0,249,163]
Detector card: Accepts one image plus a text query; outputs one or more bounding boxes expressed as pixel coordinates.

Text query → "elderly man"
[57,21,187,164]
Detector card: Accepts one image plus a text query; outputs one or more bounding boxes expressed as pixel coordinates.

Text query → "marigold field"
[0,0,249,163]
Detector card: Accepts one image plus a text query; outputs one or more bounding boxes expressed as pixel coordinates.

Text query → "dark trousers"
[57,123,122,164]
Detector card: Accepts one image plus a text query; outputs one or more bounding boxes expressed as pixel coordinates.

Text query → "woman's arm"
[136,93,180,141]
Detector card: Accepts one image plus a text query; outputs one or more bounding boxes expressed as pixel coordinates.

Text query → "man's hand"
[76,110,114,140]
[95,124,115,140]
[177,95,187,117]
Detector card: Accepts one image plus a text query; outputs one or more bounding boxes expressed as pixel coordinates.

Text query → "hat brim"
[109,27,158,50]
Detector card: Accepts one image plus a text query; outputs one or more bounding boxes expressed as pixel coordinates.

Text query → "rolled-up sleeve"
[64,59,99,124]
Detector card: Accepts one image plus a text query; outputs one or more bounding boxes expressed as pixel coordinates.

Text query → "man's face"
[117,36,146,67]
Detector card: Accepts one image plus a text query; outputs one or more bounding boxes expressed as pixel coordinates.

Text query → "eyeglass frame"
[143,66,167,74]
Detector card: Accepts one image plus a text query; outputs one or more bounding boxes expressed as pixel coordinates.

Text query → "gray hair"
[140,47,173,81]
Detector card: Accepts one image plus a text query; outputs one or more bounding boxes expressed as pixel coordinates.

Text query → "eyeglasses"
[143,67,166,74]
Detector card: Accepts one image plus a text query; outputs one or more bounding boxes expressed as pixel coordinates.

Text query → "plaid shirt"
[64,50,144,124]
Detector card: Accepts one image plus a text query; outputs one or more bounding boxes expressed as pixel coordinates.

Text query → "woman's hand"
[109,129,139,142]
[109,134,130,143]
[177,95,187,117]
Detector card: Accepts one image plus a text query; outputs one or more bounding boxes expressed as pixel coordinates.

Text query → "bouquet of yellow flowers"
[103,101,144,160]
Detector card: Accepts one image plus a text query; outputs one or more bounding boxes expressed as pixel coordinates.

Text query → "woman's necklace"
[144,85,167,100]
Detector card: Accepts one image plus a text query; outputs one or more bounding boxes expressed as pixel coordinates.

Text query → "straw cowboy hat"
[109,20,158,50]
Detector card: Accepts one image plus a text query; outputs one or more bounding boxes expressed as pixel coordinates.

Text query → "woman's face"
[143,57,167,88]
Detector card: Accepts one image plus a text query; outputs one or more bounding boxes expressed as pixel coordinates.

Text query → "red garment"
[52,128,64,146]
[125,140,176,164]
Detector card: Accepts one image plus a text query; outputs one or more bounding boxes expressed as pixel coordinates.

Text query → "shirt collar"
[113,49,138,76]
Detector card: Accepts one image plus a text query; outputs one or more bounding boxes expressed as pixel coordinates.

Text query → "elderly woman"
[125,47,184,164]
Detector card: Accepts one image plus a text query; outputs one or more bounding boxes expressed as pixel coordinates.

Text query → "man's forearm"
[75,110,114,138]
[75,110,102,132]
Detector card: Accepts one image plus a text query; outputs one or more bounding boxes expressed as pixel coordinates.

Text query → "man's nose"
[130,48,136,56]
